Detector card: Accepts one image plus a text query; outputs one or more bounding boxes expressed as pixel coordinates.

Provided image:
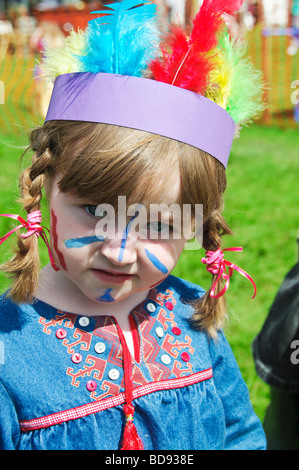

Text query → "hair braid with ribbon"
[191,207,231,334]
[192,205,257,337]
[0,139,58,303]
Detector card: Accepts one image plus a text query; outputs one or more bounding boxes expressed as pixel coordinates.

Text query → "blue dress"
[0,275,266,450]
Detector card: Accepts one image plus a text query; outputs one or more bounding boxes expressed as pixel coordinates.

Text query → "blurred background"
[0,0,298,426]
[0,0,299,127]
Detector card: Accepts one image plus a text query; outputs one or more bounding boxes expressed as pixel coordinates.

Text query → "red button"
[181,352,190,362]
[56,328,67,339]
[71,353,82,364]
[165,301,174,310]
[172,327,181,336]
[86,380,97,392]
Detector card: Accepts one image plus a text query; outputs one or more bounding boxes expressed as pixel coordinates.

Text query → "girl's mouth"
[91,269,135,284]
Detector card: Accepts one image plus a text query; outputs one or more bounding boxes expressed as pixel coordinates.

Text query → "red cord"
[113,317,144,450]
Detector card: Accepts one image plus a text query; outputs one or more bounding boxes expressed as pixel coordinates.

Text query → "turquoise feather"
[78,0,159,76]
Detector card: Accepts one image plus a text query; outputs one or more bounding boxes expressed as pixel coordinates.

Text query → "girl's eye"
[84,205,97,217]
[84,206,107,217]
[147,221,171,233]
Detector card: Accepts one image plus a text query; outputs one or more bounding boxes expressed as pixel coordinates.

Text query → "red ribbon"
[201,247,257,299]
[0,210,59,271]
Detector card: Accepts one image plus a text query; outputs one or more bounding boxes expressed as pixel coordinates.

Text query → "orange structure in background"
[32,3,106,35]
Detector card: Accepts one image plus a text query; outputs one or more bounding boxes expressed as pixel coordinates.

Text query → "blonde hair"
[1,121,232,336]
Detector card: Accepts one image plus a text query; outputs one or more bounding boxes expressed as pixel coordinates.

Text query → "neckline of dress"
[32,283,165,320]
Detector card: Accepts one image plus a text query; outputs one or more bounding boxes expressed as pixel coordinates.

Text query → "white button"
[79,316,90,327]
[108,369,120,380]
[147,303,156,313]
[156,327,164,338]
[94,342,106,354]
[161,354,171,365]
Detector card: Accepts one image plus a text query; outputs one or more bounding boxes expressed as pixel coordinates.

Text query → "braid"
[20,149,52,213]
[191,209,232,337]
[1,147,53,303]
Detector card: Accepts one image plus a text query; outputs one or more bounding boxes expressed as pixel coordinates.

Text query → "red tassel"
[121,404,144,450]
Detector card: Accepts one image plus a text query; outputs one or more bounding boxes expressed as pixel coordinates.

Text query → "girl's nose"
[99,233,138,266]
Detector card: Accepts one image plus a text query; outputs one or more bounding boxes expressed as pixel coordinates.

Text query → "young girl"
[0,0,266,450]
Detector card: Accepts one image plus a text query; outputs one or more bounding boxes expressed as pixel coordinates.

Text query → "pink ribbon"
[201,247,257,299]
[0,210,59,271]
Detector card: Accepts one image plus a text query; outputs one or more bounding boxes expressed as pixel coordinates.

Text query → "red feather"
[214,0,244,14]
[148,0,243,94]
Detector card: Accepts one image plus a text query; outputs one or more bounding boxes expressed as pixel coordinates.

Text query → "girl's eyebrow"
[72,196,103,206]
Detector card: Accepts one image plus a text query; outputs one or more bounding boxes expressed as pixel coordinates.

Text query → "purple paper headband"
[45,72,236,168]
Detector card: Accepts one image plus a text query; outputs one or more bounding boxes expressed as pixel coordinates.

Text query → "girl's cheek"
[50,209,68,271]
[144,247,171,289]
[144,248,168,275]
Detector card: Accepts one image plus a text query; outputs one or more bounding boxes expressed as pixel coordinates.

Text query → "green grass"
[174,124,299,421]
[0,123,299,424]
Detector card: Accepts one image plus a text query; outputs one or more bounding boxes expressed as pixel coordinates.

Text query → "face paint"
[149,278,168,289]
[48,179,186,308]
[51,209,67,271]
[64,235,105,249]
[96,288,115,302]
[144,248,168,274]
[118,206,142,262]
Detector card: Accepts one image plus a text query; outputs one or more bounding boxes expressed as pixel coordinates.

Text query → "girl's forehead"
[52,164,182,208]
[131,160,181,200]
[141,169,182,206]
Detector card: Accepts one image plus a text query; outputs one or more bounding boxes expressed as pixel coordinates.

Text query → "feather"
[205,51,232,109]
[148,0,230,94]
[41,28,87,83]
[78,0,159,76]
[206,33,265,124]
[214,0,244,15]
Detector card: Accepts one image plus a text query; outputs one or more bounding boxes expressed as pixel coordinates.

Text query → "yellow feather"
[41,29,87,83]
[205,51,232,109]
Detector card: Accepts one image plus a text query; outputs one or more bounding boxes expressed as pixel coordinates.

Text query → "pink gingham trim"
[19,368,213,432]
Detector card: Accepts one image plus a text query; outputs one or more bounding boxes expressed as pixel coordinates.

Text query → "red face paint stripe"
[19,368,213,431]
[51,209,67,271]
[149,277,168,289]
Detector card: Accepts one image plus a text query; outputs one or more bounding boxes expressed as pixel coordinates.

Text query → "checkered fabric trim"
[19,368,213,431]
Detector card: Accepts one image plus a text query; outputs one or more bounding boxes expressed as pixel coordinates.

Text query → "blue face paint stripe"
[96,288,115,303]
[64,236,105,248]
[118,207,141,262]
[144,248,168,274]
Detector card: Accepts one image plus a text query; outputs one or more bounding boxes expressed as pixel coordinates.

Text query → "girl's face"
[49,177,188,306]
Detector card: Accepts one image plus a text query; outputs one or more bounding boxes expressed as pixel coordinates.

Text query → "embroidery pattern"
[38,288,195,401]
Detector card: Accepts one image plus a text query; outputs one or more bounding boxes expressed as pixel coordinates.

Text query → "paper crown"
[42,0,265,168]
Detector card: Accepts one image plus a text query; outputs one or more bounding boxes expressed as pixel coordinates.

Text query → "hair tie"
[0,211,60,272]
[201,247,257,299]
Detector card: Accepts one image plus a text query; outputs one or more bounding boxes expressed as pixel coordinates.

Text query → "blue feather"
[78,0,159,76]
